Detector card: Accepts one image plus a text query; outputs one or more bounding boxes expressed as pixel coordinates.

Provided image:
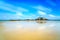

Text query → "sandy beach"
[0,21,59,40]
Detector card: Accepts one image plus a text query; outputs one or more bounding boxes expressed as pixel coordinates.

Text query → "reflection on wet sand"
[36,20,46,24]
[0,21,58,40]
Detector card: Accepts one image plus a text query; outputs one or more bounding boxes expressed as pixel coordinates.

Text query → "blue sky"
[0,0,60,20]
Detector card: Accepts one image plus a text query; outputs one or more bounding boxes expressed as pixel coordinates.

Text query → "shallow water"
[0,21,60,40]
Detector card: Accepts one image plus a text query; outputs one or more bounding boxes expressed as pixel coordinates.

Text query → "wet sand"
[1,28,57,40]
[0,21,59,40]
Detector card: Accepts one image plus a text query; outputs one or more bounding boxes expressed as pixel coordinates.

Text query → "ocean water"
[0,21,60,40]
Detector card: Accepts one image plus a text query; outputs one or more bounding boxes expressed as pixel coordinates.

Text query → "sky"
[0,0,60,20]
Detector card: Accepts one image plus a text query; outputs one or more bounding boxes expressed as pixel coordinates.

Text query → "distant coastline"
[0,19,60,21]
[0,17,60,21]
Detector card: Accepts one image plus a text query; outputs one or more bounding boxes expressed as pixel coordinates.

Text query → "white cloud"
[0,13,21,20]
[49,14,56,17]
[16,12,23,16]
[0,1,29,19]
[0,1,29,13]
[21,14,36,19]
[0,1,16,12]
[15,7,29,17]
[34,6,52,13]
[38,11,46,15]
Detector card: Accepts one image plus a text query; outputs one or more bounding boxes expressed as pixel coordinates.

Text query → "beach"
[0,21,59,40]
